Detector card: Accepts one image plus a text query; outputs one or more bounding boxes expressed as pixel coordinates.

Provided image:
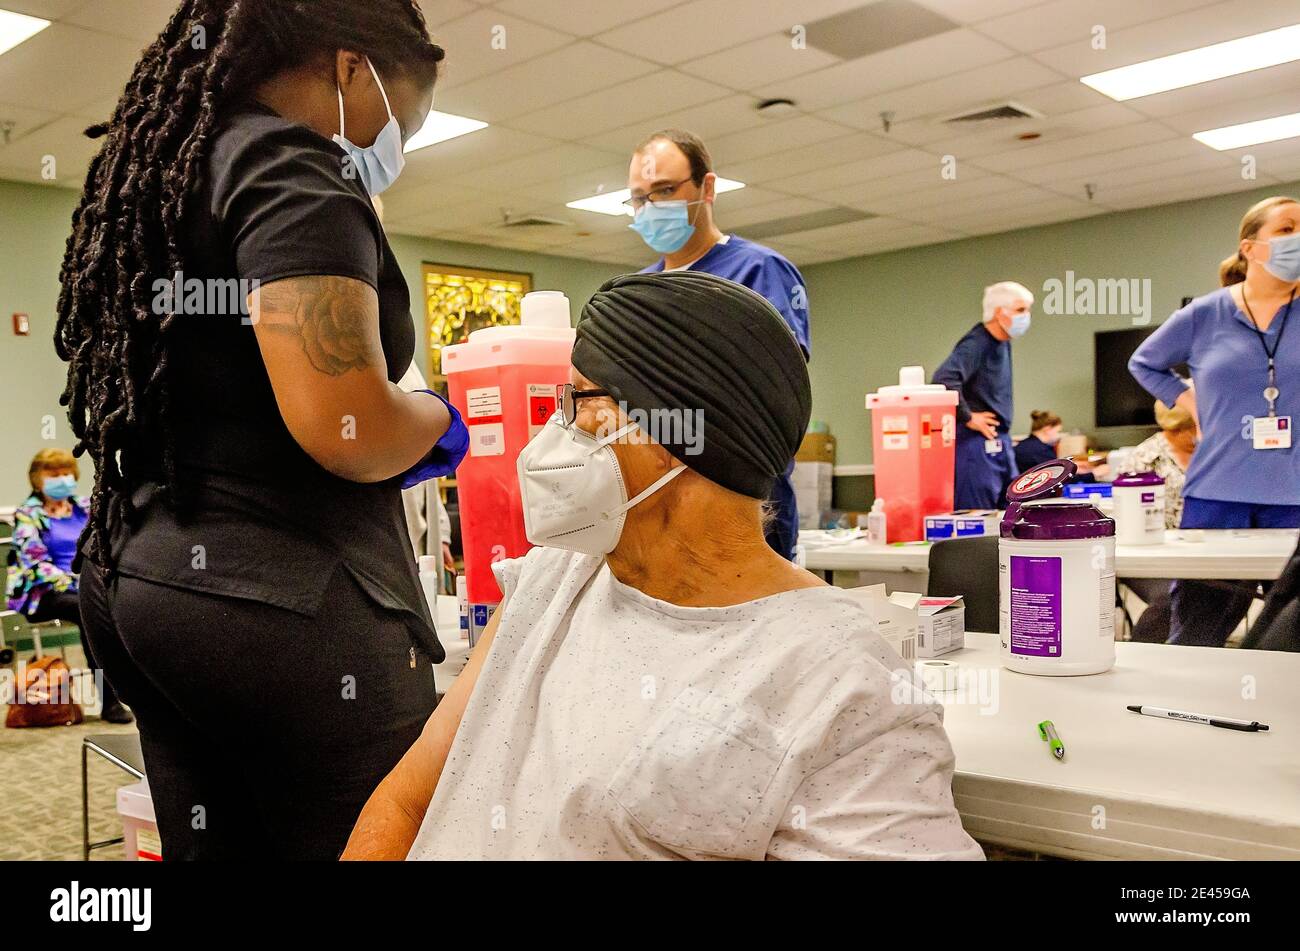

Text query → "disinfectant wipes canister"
[999,459,1117,676]
[1112,470,1165,546]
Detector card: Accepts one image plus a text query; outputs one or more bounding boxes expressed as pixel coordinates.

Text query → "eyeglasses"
[623,178,696,212]
[557,383,609,426]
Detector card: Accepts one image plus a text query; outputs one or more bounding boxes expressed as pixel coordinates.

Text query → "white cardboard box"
[840,584,919,663]
[916,597,966,657]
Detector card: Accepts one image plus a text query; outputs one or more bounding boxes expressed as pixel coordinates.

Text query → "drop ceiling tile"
[1125,61,1300,123]
[723,131,898,185]
[1098,167,1277,211]
[1015,137,1226,188]
[580,94,766,153]
[398,127,559,185]
[676,31,840,90]
[63,0,180,42]
[442,142,626,191]
[1013,80,1115,116]
[594,0,868,66]
[753,28,1014,112]
[854,173,1027,215]
[0,103,61,144]
[433,42,659,122]
[944,195,1103,233]
[513,162,637,205]
[762,148,937,194]
[493,0,690,38]
[1,0,83,18]
[913,0,1051,23]
[830,166,997,210]
[1041,153,1241,201]
[0,24,142,113]
[430,8,575,87]
[973,0,1222,54]
[722,195,838,229]
[0,114,102,183]
[1028,0,1300,79]
[415,0,480,28]
[502,70,730,139]
[706,114,857,166]
[816,56,1065,130]
[966,119,1177,173]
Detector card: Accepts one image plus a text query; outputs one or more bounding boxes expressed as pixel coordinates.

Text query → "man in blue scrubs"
[932,282,1034,509]
[627,129,810,559]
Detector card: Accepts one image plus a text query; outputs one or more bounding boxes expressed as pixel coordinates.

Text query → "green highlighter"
[1037,720,1065,761]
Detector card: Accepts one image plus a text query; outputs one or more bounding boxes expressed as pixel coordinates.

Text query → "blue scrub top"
[932,323,1013,429]
[1130,286,1300,506]
[642,235,810,557]
[640,235,811,358]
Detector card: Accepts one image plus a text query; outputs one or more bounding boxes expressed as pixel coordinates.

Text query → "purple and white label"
[1010,555,1062,656]
[1141,491,1155,503]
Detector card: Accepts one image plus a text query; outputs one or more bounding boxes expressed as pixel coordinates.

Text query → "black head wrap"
[572,271,811,500]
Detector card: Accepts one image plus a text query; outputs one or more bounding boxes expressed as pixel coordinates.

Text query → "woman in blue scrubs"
[1130,196,1300,645]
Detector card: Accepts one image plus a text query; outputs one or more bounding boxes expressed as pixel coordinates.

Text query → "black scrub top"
[108,102,443,662]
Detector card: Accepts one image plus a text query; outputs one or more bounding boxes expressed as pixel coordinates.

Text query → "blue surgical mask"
[629,200,697,254]
[1008,312,1031,338]
[42,475,76,500]
[333,58,406,197]
[1258,233,1300,283]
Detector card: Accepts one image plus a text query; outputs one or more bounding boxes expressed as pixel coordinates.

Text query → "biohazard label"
[921,414,932,450]
[527,383,558,437]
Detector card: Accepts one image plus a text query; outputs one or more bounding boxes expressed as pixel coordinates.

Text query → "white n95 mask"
[518,414,686,555]
[333,57,406,196]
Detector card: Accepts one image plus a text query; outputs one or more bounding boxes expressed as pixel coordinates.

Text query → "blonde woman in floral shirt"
[5,449,131,722]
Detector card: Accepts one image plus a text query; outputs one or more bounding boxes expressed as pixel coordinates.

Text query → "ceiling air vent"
[942,101,1043,124]
[499,211,570,228]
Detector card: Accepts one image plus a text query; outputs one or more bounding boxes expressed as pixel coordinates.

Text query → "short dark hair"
[635,129,713,184]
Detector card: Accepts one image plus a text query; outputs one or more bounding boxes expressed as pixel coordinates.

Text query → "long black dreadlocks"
[54,0,444,569]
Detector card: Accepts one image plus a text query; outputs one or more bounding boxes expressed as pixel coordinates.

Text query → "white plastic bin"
[116,781,162,861]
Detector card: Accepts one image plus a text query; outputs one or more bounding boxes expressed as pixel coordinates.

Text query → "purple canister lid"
[1113,470,1164,487]
[1001,500,1115,540]
[1005,459,1077,503]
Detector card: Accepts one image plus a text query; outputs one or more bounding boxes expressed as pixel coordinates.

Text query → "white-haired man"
[932,282,1034,509]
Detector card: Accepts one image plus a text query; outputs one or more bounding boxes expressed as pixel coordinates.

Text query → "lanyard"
[1241,287,1295,416]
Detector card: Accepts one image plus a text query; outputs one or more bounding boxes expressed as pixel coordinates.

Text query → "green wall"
[804,179,1300,465]
[0,178,622,497]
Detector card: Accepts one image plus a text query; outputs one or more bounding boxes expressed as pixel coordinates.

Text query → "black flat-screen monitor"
[1094,327,1187,428]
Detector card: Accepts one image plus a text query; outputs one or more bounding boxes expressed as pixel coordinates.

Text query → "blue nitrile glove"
[400,390,469,488]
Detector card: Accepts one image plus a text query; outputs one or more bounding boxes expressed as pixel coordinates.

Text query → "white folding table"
[941,633,1299,860]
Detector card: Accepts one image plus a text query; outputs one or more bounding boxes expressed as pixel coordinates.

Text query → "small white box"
[840,584,919,663]
[916,597,966,657]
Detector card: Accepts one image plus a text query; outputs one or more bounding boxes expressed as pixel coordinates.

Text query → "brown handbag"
[5,655,85,728]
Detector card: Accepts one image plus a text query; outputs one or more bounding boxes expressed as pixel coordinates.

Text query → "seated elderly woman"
[344,272,981,861]
[6,449,131,722]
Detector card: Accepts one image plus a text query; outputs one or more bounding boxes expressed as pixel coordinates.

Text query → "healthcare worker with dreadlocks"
[933,282,1034,509]
[57,0,466,860]
[345,272,982,862]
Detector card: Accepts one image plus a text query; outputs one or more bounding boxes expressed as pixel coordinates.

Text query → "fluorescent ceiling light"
[404,110,488,153]
[0,8,50,57]
[1081,23,1300,101]
[567,178,746,216]
[1194,111,1300,150]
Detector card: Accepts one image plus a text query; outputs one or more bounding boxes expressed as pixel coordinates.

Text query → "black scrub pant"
[78,562,438,860]
[27,589,122,710]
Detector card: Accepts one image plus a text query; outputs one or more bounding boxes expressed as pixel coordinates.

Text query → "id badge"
[984,437,1001,455]
[1253,415,1292,450]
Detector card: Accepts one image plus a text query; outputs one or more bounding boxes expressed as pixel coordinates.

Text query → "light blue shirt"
[1129,286,1300,505]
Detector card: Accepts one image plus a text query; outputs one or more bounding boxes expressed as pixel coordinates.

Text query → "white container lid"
[874,364,952,397]
[521,290,571,328]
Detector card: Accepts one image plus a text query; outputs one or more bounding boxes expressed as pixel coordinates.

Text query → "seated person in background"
[344,272,982,861]
[5,450,131,722]
[1125,400,1198,643]
[1014,410,1107,481]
